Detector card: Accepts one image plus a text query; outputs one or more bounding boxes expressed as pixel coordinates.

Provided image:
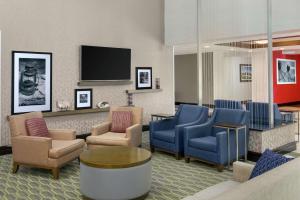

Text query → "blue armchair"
[214,99,243,110]
[149,104,209,159]
[184,108,249,171]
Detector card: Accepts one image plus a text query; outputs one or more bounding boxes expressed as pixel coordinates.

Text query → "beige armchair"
[8,112,85,179]
[86,106,143,149]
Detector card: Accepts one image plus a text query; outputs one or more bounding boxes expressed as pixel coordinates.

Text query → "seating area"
[1,1,300,200]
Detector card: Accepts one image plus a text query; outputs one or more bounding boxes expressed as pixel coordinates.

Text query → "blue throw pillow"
[249,149,293,179]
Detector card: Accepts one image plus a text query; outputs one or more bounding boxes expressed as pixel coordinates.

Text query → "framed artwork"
[277,58,296,84]
[12,51,52,115]
[240,64,252,82]
[75,89,93,110]
[135,67,152,90]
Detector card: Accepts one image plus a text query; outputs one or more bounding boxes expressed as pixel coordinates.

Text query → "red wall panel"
[273,50,300,104]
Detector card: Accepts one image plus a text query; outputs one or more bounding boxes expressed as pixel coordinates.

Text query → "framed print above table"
[136,67,152,90]
[12,51,52,115]
[75,89,93,110]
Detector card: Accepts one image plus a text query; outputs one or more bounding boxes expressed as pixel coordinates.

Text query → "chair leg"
[185,157,190,163]
[175,153,180,160]
[12,162,19,174]
[216,164,224,172]
[150,146,155,153]
[77,157,81,163]
[52,168,60,179]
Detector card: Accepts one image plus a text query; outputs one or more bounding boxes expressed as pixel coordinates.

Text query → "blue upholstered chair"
[184,108,249,171]
[246,102,293,129]
[149,104,209,159]
[214,99,243,110]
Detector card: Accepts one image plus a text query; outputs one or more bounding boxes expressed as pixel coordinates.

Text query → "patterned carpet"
[0,133,233,200]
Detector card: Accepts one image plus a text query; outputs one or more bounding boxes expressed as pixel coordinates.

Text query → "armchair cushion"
[111,111,133,133]
[49,139,85,159]
[189,136,217,152]
[25,118,50,138]
[87,132,129,146]
[153,129,175,143]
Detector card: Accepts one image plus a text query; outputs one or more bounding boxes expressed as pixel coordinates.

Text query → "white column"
[267,0,274,126]
[197,0,202,105]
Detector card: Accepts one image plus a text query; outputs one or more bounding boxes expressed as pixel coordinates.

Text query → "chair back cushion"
[111,111,133,133]
[214,99,243,110]
[9,112,43,137]
[212,108,249,136]
[108,106,143,125]
[25,118,50,137]
[246,102,282,125]
[177,104,207,125]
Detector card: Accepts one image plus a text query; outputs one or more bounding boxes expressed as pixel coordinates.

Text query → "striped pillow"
[111,111,133,133]
[25,118,50,137]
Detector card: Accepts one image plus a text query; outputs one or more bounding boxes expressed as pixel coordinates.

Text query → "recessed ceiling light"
[280,47,285,50]
[255,40,268,45]
[204,45,210,48]
[230,48,235,51]
[248,50,253,53]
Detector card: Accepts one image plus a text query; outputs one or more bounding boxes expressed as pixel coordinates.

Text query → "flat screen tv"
[81,45,131,81]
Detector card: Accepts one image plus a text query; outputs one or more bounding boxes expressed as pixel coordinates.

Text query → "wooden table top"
[279,106,300,112]
[80,146,151,169]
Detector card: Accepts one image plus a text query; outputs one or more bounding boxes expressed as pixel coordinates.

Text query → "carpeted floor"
[0,133,233,200]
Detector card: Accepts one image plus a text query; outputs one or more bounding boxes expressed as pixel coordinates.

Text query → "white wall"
[0,0,174,146]
[213,51,252,101]
[164,0,198,45]
[175,54,198,103]
[251,49,269,102]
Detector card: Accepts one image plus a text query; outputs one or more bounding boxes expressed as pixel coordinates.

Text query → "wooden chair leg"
[185,157,190,163]
[216,164,224,172]
[12,162,19,174]
[52,168,60,179]
[150,146,155,153]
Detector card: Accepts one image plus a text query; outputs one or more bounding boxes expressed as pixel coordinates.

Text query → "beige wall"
[175,54,198,104]
[0,0,174,146]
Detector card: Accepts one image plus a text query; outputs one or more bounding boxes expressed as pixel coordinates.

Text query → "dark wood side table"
[213,122,247,169]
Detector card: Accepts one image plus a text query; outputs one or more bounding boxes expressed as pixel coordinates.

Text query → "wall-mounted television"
[80,45,131,81]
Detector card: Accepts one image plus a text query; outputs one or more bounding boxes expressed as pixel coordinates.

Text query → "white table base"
[80,161,152,200]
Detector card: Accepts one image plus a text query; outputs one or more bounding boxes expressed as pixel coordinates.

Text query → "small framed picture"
[240,64,252,82]
[136,67,152,90]
[74,89,93,110]
[12,51,52,115]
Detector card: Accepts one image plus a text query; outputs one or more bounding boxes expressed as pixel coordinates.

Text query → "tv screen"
[81,45,131,81]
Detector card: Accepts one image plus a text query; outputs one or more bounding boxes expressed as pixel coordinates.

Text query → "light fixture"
[248,49,253,53]
[204,45,210,49]
[255,40,268,45]
[280,47,285,50]
[230,48,235,51]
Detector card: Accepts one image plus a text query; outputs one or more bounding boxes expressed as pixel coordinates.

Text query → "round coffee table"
[80,146,152,200]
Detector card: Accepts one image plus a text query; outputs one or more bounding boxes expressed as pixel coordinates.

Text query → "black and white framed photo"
[75,89,93,110]
[277,58,296,84]
[12,51,52,115]
[135,67,152,90]
[240,64,252,82]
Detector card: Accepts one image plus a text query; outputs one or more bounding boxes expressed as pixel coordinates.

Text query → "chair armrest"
[11,136,52,166]
[233,161,255,182]
[216,131,228,164]
[91,121,111,136]
[48,129,76,140]
[126,124,142,146]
